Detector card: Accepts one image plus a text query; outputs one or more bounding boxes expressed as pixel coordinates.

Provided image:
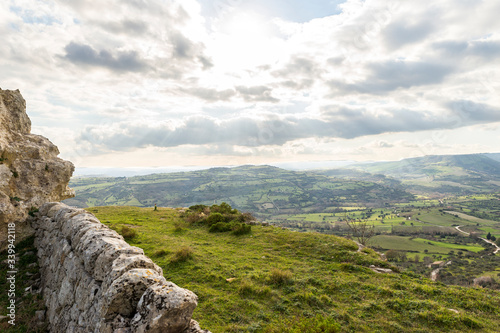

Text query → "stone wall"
[33,202,210,333]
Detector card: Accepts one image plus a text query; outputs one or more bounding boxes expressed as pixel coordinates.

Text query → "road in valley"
[455,226,500,254]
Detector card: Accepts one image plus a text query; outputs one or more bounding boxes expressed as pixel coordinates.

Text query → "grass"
[88,206,500,332]
[0,236,48,332]
[369,235,484,255]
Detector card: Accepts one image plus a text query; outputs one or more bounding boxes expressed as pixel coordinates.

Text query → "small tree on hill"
[346,219,375,246]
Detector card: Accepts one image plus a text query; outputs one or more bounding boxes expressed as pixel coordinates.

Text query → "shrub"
[121,226,138,240]
[189,204,208,212]
[206,212,225,226]
[185,212,205,224]
[232,223,251,235]
[238,279,255,296]
[209,222,232,233]
[171,246,194,263]
[152,249,170,257]
[173,220,187,232]
[268,268,293,286]
[211,202,236,215]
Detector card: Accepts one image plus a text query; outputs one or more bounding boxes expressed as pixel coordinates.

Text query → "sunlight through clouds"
[1,0,500,167]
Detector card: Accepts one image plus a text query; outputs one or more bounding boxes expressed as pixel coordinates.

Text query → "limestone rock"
[0,89,74,251]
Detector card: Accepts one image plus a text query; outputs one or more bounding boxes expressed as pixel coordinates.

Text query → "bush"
[232,223,251,235]
[153,249,170,257]
[189,204,208,212]
[211,202,236,215]
[171,246,194,263]
[121,226,138,240]
[207,212,226,226]
[173,220,187,232]
[269,268,293,286]
[209,222,233,233]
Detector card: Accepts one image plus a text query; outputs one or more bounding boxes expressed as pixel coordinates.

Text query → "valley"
[63,153,500,289]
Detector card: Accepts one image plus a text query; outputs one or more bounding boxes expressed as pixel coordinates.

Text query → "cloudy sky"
[1,0,500,169]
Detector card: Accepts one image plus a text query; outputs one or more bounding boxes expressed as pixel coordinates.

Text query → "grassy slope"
[90,206,500,333]
[0,236,48,332]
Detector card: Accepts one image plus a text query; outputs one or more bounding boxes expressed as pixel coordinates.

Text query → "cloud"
[183,87,236,102]
[383,19,435,50]
[78,99,500,153]
[235,86,280,103]
[96,19,149,36]
[62,42,149,73]
[328,60,454,95]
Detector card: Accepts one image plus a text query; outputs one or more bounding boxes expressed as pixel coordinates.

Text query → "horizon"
[2,0,500,168]
[72,151,500,177]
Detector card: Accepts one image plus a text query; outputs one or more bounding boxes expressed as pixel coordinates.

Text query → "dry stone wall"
[33,202,210,333]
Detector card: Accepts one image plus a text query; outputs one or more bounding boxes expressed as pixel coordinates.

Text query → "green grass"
[88,206,500,332]
[0,236,48,332]
[369,235,484,255]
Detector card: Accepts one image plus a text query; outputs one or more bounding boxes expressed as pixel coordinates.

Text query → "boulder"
[0,89,74,251]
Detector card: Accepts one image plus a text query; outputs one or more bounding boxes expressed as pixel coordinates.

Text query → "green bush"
[209,222,233,233]
[171,246,194,263]
[268,268,294,286]
[206,212,225,226]
[121,226,138,240]
[232,223,251,235]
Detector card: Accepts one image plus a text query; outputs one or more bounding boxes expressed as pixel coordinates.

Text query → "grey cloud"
[433,40,500,59]
[272,56,320,90]
[184,87,236,102]
[446,100,500,124]
[97,19,149,36]
[79,100,500,152]
[383,20,435,50]
[329,60,453,95]
[63,42,148,72]
[235,86,279,103]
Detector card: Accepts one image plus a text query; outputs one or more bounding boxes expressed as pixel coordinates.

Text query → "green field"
[369,236,484,255]
[77,206,500,332]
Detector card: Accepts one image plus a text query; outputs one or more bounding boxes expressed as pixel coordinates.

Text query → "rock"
[369,265,393,274]
[131,282,199,333]
[35,310,46,321]
[0,89,74,251]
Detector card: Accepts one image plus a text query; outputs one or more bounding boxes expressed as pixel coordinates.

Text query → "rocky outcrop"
[0,88,74,251]
[33,202,210,333]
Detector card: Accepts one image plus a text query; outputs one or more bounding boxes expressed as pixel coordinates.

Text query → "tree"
[491,235,497,242]
[487,232,492,240]
[346,219,375,246]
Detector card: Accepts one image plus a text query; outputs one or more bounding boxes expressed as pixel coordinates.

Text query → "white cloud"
[2,0,500,167]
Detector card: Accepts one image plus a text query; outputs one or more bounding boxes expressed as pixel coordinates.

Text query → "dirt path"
[430,261,452,281]
[455,226,500,254]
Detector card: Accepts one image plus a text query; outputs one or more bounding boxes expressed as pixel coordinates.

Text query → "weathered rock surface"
[34,202,210,333]
[0,88,74,251]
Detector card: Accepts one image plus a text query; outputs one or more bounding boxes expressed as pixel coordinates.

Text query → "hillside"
[64,165,414,216]
[84,205,500,332]
[346,154,500,196]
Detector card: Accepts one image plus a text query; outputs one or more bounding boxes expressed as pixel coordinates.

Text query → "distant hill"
[346,154,500,196]
[64,165,414,215]
[485,153,500,163]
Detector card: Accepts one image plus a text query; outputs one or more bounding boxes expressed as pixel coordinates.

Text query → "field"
[81,205,500,332]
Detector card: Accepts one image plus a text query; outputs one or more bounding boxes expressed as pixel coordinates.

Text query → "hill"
[64,165,414,217]
[82,205,500,332]
[346,154,500,196]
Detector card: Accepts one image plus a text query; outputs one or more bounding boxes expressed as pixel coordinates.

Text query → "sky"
[1,0,500,169]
